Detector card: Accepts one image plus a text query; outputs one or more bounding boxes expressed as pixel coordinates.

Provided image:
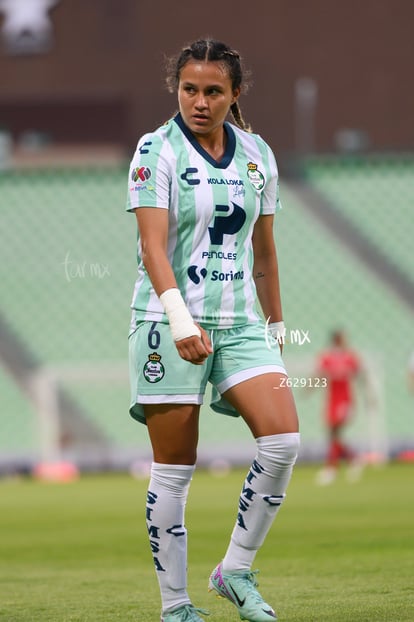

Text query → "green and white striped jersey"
[126,113,281,330]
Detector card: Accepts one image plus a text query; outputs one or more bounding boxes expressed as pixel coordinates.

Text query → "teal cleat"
[208,562,277,622]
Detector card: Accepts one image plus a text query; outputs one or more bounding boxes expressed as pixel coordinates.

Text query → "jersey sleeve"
[126,132,171,212]
[260,143,282,216]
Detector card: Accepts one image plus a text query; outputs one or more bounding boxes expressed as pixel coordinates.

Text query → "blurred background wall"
[1,0,413,157]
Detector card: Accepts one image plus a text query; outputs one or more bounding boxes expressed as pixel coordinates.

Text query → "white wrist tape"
[159,288,201,342]
[268,321,286,343]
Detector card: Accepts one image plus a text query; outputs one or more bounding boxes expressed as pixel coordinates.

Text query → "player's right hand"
[175,325,213,365]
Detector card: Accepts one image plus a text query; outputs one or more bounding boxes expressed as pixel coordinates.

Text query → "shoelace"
[246,570,260,587]
[180,605,210,620]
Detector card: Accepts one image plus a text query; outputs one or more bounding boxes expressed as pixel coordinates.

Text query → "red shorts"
[327,400,353,428]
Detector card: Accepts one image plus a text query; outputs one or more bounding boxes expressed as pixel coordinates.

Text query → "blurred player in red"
[315,329,364,485]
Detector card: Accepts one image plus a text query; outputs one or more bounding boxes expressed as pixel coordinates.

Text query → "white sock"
[146,462,195,613]
[222,432,300,571]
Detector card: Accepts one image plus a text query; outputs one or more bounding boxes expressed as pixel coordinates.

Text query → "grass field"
[0,463,413,622]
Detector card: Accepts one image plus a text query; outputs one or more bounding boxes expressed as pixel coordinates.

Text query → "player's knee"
[257,432,300,471]
[282,432,300,464]
[153,448,197,466]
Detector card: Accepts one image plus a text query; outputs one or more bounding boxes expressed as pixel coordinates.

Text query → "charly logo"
[131,166,151,182]
[180,167,200,186]
[208,202,246,245]
[143,352,165,383]
[139,141,152,155]
[188,266,207,284]
[247,162,265,191]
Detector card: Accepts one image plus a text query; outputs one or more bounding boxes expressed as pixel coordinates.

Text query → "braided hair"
[166,38,252,132]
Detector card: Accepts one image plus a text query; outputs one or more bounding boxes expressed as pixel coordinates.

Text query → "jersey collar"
[174,113,236,169]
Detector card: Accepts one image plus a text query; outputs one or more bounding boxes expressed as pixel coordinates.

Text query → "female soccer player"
[126,38,300,622]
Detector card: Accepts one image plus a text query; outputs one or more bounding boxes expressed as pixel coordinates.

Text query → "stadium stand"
[1,158,413,472]
[302,155,414,288]
[277,180,413,455]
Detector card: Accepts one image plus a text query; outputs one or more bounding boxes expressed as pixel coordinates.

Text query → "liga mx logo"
[131,166,151,183]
